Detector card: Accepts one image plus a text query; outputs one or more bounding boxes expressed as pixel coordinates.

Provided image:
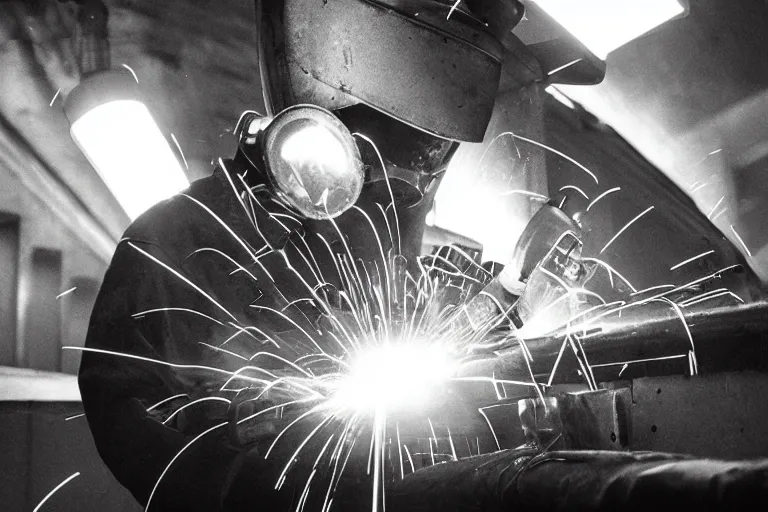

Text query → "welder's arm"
[79,240,244,510]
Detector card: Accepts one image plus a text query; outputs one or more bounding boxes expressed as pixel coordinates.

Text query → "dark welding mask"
[257,0,506,141]
[251,0,518,219]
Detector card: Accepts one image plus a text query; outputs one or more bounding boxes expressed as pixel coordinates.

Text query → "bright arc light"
[533,0,686,59]
[280,125,349,177]
[333,344,456,413]
[70,99,189,220]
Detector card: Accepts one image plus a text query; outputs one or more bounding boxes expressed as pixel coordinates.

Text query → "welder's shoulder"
[122,173,218,251]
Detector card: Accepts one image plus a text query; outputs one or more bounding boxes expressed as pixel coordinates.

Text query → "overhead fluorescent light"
[65,71,189,220]
[532,0,686,59]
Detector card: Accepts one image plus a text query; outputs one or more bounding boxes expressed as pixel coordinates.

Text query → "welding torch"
[459,196,585,336]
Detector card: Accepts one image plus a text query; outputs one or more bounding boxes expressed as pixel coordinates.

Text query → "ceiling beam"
[0,114,117,263]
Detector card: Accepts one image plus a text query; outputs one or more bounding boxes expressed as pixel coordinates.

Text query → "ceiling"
[553,0,768,279]
[1,0,766,278]
[0,0,263,255]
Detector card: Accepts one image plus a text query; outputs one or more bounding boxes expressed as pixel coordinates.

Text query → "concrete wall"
[543,94,762,300]
[557,0,768,281]
[0,150,108,374]
[436,78,548,263]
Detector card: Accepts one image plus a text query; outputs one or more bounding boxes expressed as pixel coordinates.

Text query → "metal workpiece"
[510,371,768,460]
[630,371,768,459]
[518,388,631,451]
[461,303,768,385]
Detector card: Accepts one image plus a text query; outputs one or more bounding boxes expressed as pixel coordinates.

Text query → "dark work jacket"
[79,162,324,511]
[79,160,768,512]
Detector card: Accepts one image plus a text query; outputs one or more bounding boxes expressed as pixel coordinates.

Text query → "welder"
[78,0,768,510]
[78,1,526,510]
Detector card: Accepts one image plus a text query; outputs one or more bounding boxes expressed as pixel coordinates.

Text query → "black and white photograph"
[1,1,768,510]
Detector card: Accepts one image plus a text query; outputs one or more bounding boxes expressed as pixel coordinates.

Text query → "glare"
[333,344,457,413]
[533,0,685,59]
[70,99,189,220]
[280,124,350,178]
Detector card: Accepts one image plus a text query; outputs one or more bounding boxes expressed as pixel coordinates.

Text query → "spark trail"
[61,121,753,512]
[600,206,654,254]
[34,472,80,512]
[64,149,548,512]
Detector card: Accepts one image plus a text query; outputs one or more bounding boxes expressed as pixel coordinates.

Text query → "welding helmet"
[253,0,521,218]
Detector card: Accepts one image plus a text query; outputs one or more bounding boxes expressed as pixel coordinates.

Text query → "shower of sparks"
[730,225,752,257]
[630,284,675,296]
[669,249,715,271]
[559,185,589,200]
[707,196,725,219]
[592,354,687,369]
[170,133,189,169]
[63,345,251,382]
[690,181,710,193]
[121,63,139,83]
[586,186,620,211]
[573,264,743,333]
[499,189,550,202]
[146,422,229,510]
[353,132,401,255]
[711,207,729,222]
[477,131,598,184]
[505,133,599,184]
[681,290,744,308]
[447,0,462,19]
[56,286,77,299]
[657,298,697,375]
[547,58,582,76]
[581,257,637,293]
[59,114,755,511]
[133,307,225,326]
[477,407,501,450]
[64,144,559,512]
[49,88,61,107]
[33,472,80,512]
[547,337,569,386]
[562,332,596,391]
[600,205,654,254]
[147,393,189,411]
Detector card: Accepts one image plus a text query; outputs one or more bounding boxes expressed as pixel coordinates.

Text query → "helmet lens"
[264,106,364,219]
